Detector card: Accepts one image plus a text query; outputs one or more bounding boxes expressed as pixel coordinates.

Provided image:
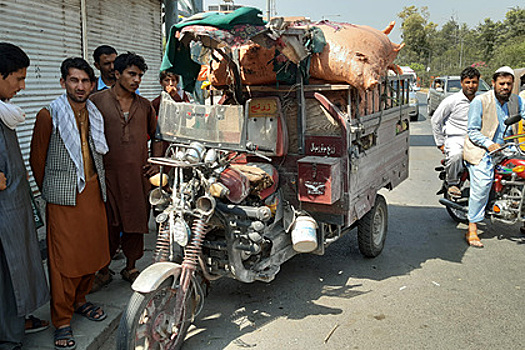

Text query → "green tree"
[475,18,500,59]
[397,6,436,60]
[491,35,525,68]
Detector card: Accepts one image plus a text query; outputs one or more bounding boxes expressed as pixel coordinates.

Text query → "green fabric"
[173,7,265,30]
[308,26,326,54]
[160,7,266,92]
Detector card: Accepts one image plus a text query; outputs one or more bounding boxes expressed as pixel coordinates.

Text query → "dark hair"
[493,71,514,82]
[159,70,179,83]
[60,57,96,82]
[0,43,30,79]
[460,67,480,81]
[114,52,148,74]
[93,45,117,64]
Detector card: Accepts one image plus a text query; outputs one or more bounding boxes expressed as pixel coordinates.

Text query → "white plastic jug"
[291,216,318,253]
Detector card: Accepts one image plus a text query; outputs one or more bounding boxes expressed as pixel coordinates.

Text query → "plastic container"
[291,216,318,253]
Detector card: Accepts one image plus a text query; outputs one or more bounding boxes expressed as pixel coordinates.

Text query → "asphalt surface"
[26,93,525,349]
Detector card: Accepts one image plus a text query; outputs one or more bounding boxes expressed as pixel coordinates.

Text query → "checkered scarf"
[49,94,108,193]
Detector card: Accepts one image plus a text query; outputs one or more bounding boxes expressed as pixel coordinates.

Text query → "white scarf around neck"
[0,99,26,130]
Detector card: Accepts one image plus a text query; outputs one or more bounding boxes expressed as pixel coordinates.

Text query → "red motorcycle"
[437,114,525,225]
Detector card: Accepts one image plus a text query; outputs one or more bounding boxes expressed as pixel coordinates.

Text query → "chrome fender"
[131,262,182,294]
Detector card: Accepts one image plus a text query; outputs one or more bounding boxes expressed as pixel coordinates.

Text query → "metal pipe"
[216,202,272,221]
[439,198,468,213]
[80,0,88,60]
[164,0,179,37]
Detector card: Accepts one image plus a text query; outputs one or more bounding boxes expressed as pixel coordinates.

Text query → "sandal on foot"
[54,326,76,350]
[120,268,140,283]
[74,301,107,321]
[447,185,462,197]
[466,230,484,248]
[89,269,114,294]
[25,315,50,334]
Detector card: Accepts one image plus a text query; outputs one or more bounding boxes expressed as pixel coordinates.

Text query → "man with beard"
[93,45,117,92]
[0,42,50,350]
[90,53,161,288]
[431,67,481,197]
[463,66,525,248]
[30,57,110,349]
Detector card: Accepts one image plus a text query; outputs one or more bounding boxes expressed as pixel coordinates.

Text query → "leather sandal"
[466,230,484,248]
[447,185,462,197]
[25,315,50,334]
[120,268,140,283]
[74,302,107,321]
[89,269,114,294]
[54,326,76,350]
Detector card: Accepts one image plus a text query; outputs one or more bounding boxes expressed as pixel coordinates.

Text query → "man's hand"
[438,145,445,154]
[143,164,160,178]
[488,143,501,152]
[0,172,6,191]
[165,85,179,100]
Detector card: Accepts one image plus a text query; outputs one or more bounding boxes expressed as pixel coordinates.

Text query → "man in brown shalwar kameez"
[90,52,161,288]
[30,58,110,350]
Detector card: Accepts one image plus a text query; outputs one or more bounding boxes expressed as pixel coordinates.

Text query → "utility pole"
[459,37,464,68]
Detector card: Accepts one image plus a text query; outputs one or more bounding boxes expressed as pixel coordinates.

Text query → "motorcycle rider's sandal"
[447,185,462,197]
[74,301,107,321]
[121,267,140,283]
[465,230,484,248]
[54,326,76,350]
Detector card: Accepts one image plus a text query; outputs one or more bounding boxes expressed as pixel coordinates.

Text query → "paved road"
[102,93,525,349]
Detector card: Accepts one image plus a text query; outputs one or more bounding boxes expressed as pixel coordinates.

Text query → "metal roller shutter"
[86,0,163,99]
[0,0,83,191]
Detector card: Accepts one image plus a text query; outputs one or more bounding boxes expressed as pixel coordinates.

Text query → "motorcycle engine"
[492,188,521,221]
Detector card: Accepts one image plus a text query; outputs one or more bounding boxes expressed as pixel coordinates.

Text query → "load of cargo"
[160,7,404,93]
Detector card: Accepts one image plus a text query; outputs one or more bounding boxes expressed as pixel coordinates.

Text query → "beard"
[67,90,88,103]
[495,89,511,102]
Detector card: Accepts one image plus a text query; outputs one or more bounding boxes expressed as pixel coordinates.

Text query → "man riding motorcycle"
[463,66,525,248]
[431,67,481,197]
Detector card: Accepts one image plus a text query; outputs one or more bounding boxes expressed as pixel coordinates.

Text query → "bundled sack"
[209,20,403,91]
[309,21,404,90]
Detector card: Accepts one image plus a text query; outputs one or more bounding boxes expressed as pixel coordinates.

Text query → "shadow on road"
[180,202,525,349]
[409,134,436,147]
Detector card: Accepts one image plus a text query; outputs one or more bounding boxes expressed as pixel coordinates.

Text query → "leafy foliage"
[396,6,524,86]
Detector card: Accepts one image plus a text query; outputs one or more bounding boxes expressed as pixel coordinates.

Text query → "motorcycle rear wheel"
[444,182,469,224]
[117,277,194,350]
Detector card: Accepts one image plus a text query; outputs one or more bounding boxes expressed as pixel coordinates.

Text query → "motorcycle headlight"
[409,97,418,105]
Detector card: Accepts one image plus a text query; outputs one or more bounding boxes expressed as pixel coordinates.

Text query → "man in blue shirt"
[93,45,117,92]
[463,66,525,247]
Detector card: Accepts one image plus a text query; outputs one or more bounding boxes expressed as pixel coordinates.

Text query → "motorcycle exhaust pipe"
[196,195,216,217]
[216,202,272,221]
[439,198,468,213]
[149,187,170,206]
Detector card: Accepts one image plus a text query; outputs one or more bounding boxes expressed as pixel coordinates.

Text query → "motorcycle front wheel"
[117,277,194,350]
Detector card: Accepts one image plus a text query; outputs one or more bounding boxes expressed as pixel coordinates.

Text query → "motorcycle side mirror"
[504,114,521,126]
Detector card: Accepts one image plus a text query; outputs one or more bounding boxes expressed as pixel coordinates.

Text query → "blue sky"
[204,0,521,43]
